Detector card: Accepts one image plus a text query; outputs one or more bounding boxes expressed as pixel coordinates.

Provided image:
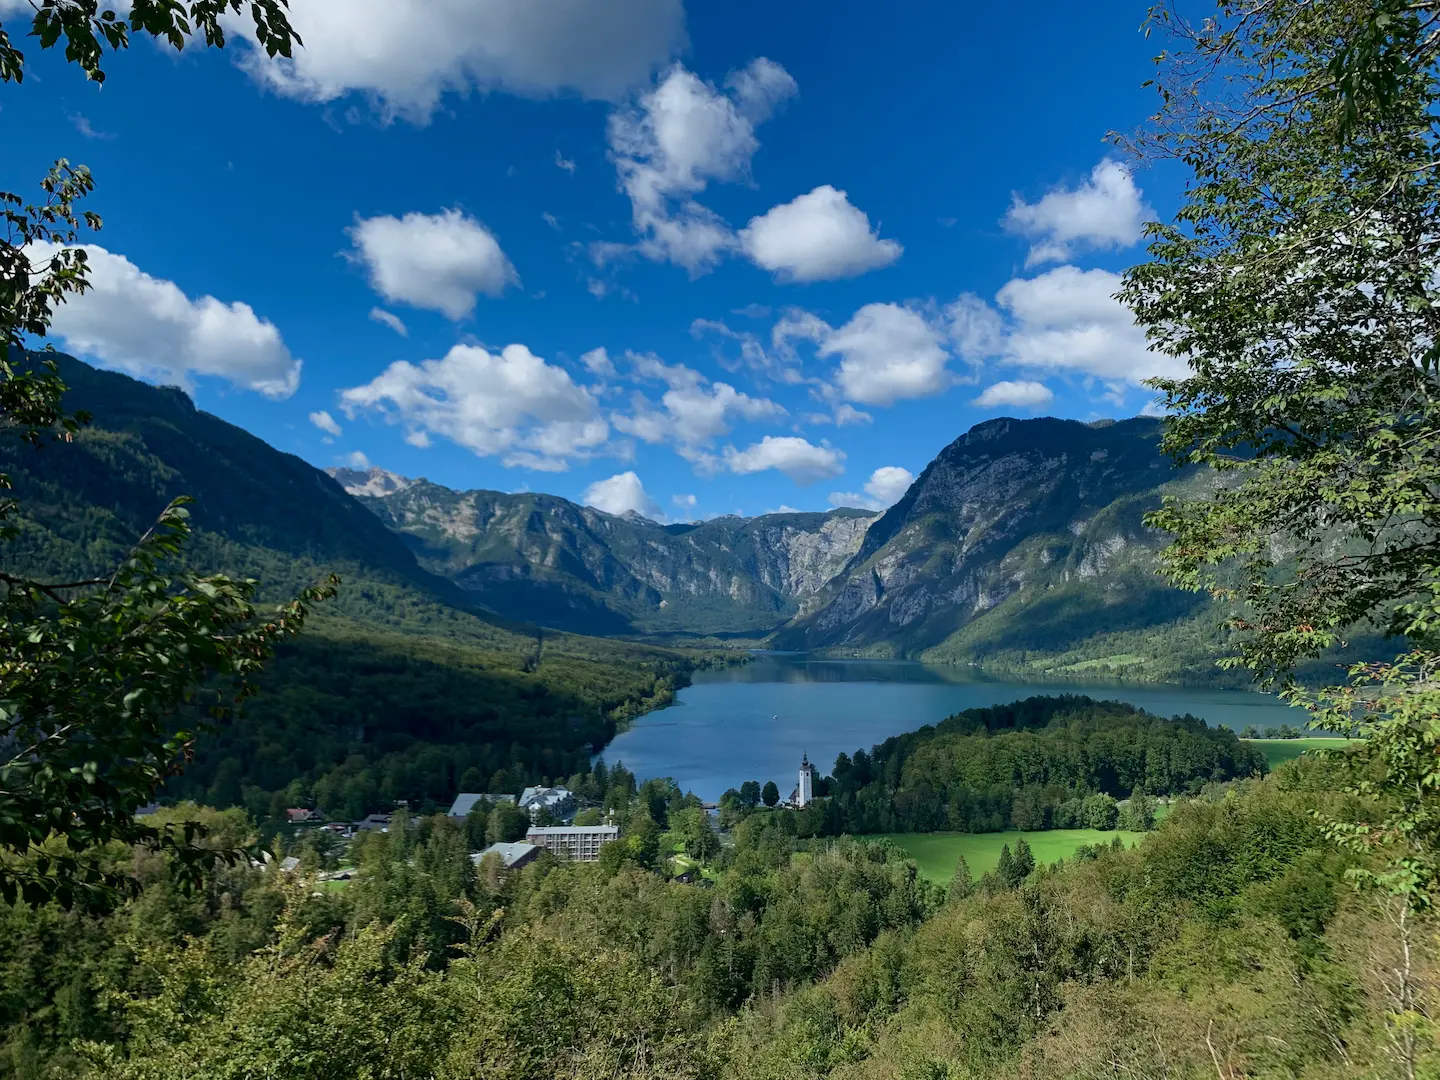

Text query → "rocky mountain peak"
[327,466,414,498]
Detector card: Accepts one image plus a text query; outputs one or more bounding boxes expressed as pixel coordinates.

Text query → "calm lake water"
[601,654,1300,801]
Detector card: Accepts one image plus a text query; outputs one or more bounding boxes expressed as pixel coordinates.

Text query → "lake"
[601,653,1301,801]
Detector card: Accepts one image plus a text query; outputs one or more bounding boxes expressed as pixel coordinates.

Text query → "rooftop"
[518,785,574,807]
[473,841,539,869]
[447,792,516,817]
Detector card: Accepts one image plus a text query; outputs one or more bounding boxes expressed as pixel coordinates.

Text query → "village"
[254,754,821,883]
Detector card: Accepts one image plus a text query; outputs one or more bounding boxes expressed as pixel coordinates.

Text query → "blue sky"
[3,0,1187,520]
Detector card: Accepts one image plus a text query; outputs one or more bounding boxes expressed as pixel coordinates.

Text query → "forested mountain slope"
[773,416,1226,679]
[0,356,694,818]
[347,475,877,637]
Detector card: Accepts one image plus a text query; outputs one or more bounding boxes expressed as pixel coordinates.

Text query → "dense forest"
[800,696,1266,835]
[170,623,691,822]
[3,754,1423,1079]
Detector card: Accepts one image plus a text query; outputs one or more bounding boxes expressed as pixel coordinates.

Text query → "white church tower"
[796,752,814,808]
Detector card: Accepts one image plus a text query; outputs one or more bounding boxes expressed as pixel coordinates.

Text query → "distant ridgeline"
[797,696,1267,836]
[341,416,1246,683]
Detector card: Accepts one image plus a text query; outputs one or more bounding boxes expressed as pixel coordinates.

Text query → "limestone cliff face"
[345,417,1206,660]
[327,466,413,498]
[354,481,877,636]
[773,416,1203,657]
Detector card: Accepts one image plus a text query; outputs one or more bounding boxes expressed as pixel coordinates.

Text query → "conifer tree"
[947,854,973,904]
[996,844,1018,890]
[1013,836,1036,881]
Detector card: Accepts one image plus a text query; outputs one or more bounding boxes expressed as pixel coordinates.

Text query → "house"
[471,841,540,872]
[279,856,301,873]
[517,786,577,822]
[354,813,391,832]
[286,808,324,824]
[526,825,618,862]
[446,793,517,818]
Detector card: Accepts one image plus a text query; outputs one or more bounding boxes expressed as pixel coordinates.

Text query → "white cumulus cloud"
[954,265,1184,387]
[309,409,343,437]
[582,470,664,520]
[975,380,1054,409]
[1003,159,1151,267]
[348,209,516,319]
[580,347,616,376]
[818,303,953,405]
[770,303,954,406]
[613,354,785,456]
[232,0,686,120]
[723,435,844,485]
[828,465,915,511]
[605,59,796,274]
[29,242,300,398]
[833,403,873,426]
[740,185,901,282]
[338,343,608,471]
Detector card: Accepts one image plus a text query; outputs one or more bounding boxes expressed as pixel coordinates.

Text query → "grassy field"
[875,829,1144,884]
[1244,737,1354,769]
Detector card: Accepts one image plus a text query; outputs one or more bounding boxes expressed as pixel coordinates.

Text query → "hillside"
[0,355,696,818]
[344,475,877,637]
[772,417,1229,680]
[339,416,1231,681]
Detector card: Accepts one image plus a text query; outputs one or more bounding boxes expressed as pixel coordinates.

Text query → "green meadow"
[1243,737,1354,769]
[875,829,1144,884]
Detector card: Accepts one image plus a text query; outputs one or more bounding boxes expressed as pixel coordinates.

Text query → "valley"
[4,3,1436,1078]
[0,356,703,820]
[335,413,1235,683]
[1,355,1263,825]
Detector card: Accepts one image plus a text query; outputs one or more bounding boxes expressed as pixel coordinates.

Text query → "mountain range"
[349,479,878,637]
[331,415,1229,682]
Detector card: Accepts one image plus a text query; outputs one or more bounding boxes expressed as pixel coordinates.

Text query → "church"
[788,752,815,809]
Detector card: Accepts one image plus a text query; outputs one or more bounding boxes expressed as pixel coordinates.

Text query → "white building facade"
[526,825,618,862]
[796,752,814,808]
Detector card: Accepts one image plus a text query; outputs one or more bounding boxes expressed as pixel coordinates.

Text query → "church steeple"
[797,751,814,808]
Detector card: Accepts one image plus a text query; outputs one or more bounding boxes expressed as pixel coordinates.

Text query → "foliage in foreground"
[2,757,1433,1080]
[1124,0,1440,1008]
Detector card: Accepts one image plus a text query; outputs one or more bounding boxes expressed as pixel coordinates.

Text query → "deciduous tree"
[1127,6,1440,1072]
[0,0,332,909]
